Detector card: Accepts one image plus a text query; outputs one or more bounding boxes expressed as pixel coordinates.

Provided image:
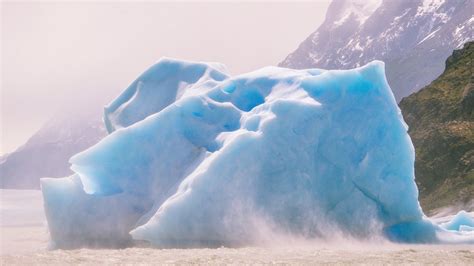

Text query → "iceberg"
[441,211,474,232]
[41,58,474,248]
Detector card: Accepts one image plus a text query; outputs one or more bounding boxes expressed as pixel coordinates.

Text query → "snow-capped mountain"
[0,108,106,189]
[280,0,473,101]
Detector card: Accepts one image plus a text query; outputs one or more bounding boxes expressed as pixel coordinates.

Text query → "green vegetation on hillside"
[399,41,473,213]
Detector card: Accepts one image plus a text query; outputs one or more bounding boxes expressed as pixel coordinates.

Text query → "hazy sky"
[1,1,331,155]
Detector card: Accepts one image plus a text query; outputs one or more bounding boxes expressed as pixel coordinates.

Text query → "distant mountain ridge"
[400,41,473,212]
[0,109,106,189]
[280,0,473,101]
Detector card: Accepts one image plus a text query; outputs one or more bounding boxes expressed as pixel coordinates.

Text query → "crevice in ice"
[351,179,390,222]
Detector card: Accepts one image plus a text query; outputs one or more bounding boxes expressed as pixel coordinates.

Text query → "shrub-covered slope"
[400,41,473,213]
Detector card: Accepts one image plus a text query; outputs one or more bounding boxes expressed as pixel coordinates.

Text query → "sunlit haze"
[1,1,331,154]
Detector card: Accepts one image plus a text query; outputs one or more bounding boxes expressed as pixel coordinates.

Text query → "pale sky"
[1,1,331,155]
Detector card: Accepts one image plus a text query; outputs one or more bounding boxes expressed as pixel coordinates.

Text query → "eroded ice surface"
[41,58,474,248]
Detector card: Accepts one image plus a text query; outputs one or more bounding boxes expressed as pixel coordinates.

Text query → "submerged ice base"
[41,58,474,248]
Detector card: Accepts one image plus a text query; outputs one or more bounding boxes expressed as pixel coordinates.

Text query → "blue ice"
[41,58,474,248]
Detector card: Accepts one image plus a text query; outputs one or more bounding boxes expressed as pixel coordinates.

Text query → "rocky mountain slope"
[280,0,473,101]
[0,109,106,189]
[399,41,473,213]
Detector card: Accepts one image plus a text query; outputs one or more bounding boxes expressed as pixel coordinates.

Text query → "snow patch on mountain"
[280,0,474,101]
[453,17,474,48]
[333,0,382,26]
[417,0,446,16]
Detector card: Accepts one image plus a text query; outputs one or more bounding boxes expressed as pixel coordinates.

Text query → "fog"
[1,1,331,154]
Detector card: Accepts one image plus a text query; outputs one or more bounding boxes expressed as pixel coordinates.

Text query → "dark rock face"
[280,0,473,101]
[399,42,474,212]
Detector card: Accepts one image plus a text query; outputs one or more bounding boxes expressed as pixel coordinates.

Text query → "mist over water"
[1,187,473,264]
